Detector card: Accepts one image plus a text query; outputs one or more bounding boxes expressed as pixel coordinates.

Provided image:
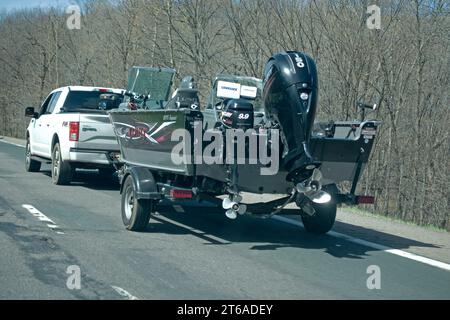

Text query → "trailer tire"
[121,175,152,231]
[25,138,41,172]
[301,200,337,234]
[51,142,73,185]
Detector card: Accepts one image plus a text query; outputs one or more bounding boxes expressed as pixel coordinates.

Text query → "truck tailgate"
[78,114,119,151]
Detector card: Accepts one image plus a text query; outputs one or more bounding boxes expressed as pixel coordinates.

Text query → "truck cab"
[25,86,124,185]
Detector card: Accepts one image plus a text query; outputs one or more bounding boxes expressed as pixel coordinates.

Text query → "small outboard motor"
[219,98,254,220]
[220,99,254,130]
[262,51,319,182]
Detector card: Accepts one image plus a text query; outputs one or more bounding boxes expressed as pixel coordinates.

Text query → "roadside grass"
[341,205,448,233]
[0,135,26,145]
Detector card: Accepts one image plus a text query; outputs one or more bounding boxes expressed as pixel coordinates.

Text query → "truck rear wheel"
[51,142,73,185]
[301,200,337,234]
[25,138,41,172]
[121,175,153,231]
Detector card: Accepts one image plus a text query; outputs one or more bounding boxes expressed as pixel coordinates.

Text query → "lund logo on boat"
[113,121,176,144]
[128,126,147,138]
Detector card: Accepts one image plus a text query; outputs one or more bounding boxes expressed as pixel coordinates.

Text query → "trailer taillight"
[69,122,79,141]
[170,189,193,199]
[357,195,375,204]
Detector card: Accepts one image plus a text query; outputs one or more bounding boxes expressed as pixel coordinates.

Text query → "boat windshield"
[127,67,176,102]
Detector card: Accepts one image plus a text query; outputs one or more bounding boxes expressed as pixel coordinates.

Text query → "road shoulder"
[242,192,450,265]
[335,208,450,264]
[0,135,26,147]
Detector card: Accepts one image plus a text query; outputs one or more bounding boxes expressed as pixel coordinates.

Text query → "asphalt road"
[1,140,449,299]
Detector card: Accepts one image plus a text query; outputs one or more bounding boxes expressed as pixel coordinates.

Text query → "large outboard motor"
[262,51,319,182]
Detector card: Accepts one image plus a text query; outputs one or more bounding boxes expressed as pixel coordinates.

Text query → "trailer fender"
[120,167,162,200]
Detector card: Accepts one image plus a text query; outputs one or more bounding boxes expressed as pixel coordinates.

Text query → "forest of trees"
[0,0,448,230]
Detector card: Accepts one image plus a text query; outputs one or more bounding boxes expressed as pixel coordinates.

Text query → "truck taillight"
[69,122,79,141]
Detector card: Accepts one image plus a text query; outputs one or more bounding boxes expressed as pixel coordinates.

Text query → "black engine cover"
[220,99,254,130]
[262,51,319,181]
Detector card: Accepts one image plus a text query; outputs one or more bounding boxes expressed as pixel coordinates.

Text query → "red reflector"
[357,196,375,204]
[69,122,79,141]
[170,189,193,199]
[97,88,110,93]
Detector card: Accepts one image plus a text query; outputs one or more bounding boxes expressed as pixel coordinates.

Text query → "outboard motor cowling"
[220,99,254,130]
[262,51,319,182]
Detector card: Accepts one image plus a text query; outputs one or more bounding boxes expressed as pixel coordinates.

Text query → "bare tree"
[0,0,448,229]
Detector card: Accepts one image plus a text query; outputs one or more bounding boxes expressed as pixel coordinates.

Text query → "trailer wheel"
[51,142,73,185]
[301,200,337,234]
[121,175,152,231]
[25,138,41,172]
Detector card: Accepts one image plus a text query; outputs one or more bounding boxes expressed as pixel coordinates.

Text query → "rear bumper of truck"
[69,147,120,167]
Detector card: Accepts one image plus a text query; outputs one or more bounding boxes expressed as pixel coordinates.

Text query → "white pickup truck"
[25,86,124,185]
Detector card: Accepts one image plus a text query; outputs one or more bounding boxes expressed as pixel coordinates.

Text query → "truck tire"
[25,138,41,172]
[51,142,73,185]
[121,175,153,231]
[301,200,337,234]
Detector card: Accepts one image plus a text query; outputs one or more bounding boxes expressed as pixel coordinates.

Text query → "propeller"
[222,196,247,219]
[237,204,247,214]
[222,197,234,209]
[296,168,331,204]
[310,191,331,204]
[225,209,237,219]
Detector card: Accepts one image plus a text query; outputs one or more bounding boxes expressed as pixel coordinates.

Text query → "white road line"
[173,205,185,213]
[23,204,55,223]
[272,215,450,272]
[0,139,25,148]
[22,204,64,234]
[111,286,139,300]
[156,215,230,245]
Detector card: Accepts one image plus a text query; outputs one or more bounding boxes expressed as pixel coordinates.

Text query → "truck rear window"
[62,91,124,112]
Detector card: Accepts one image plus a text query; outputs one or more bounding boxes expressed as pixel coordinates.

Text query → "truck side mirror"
[25,107,38,118]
